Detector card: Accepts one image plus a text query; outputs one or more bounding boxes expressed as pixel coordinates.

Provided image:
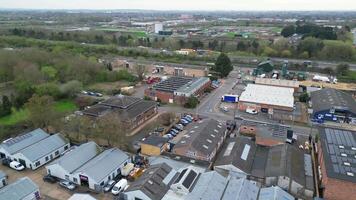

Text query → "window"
[55,151,59,156]
[45,156,49,161]
[73,178,78,183]
[35,161,40,167]
[135,198,143,200]
[101,181,105,186]
[64,145,69,150]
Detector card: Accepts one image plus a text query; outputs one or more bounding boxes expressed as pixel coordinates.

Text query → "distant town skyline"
[1,0,356,11]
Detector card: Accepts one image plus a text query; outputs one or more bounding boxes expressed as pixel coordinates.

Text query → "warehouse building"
[82,95,158,129]
[254,78,300,92]
[145,76,211,104]
[0,129,69,170]
[318,128,356,200]
[310,88,356,124]
[46,142,130,191]
[238,84,295,112]
[0,177,40,200]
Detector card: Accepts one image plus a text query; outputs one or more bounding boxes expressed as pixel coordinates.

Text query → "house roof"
[173,119,226,159]
[259,186,294,200]
[239,84,294,108]
[0,128,48,154]
[142,136,169,148]
[153,76,194,93]
[74,148,129,183]
[255,78,299,89]
[319,127,356,183]
[126,163,175,200]
[47,142,101,173]
[100,95,141,109]
[175,77,210,95]
[221,177,259,200]
[311,88,356,114]
[184,171,228,200]
[0,177,38,200]
[214,137,256,175]
[19,133,68,162]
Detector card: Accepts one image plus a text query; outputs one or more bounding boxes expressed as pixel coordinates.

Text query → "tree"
[95,112,127,148]
[299,92,310,102]
[158,112,176,126]
[335,64,350,76]
[281,25,296,37]
[213,53,233,77]
[0,96,12,117]
[134,64,146,81]
[35,83,61,99]
[25,94,57,129]
[59,80,83,98]
[41,66,57,81]
[184,96,199,108]
[298,37,324,58]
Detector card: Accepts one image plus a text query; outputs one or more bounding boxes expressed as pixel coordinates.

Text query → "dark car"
[2,158,11,167]
[43,174,57,183]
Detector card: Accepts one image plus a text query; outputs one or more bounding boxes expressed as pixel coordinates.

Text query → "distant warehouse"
[238,84,295,113]
[145,76,211,104]
[254,78,300,92]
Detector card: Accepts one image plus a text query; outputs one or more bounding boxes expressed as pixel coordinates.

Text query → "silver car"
[59,180,76,190]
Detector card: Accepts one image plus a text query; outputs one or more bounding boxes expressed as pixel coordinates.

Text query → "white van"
[246,108,258,115]
[111,179,128,195]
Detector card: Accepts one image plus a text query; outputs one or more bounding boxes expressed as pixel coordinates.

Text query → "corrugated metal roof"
[74,148,129,183]
[47,142,101,173]
[221,177,259,200]
[185,171,227,200]
[259,186,294,200]
[0,129,48,154]
[0,177,38,200]
[20,133,68,162]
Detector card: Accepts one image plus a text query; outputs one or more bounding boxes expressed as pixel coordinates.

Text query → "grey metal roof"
[101,95,141,109]
[250,146,268,178]
[184,171,228,200]
[142,135,169,148]
[214,137,256,175]
[74,148,129,183]
[19,133,68,162]
[0,177,38,200]
[0,170,6,180]
[174,119,226,159]
[319,127,356,183]
[0,128,48,154]
[311,88,356,114]
[47,142,101,173]
[175,77,210,95]
[259,186,294,200]
[126,163,174,200]
[221,177,259,200]
[153,76,194,93]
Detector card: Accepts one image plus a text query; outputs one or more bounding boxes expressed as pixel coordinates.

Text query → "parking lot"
[0,164,119,200]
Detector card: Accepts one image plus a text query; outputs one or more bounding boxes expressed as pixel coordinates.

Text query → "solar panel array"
[153,76,194,93]
[4,133,33,147]
[324,128,356,179]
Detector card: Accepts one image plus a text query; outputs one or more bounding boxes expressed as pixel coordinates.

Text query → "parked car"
[43,174,58,183]
[103,180,116,192]
[246,108,258,115]
[183,117,192,122]
[174,124,183,131]
[112,179,128,195]
[87,91,96,96]
[9,161,25,171]
[59,180,76,190]
[185,115,193,120]
[81,90,88,95]
[180,119,189,125]
[169,131,177,137]
[95,92,103,97]
[170,129,179,134]
[166,134,174,139]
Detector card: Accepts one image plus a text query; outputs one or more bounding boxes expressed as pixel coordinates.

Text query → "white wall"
[22,189,40,200]
[125,190,151,200]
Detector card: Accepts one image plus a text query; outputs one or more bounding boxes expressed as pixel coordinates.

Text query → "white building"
[46,142,130,191]
[155,23,163,34]
[0,129,69,170]
[0,177,40,200]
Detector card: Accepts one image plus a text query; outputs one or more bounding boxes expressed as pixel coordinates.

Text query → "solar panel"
[174,168,188,184]
[182,170,197,189]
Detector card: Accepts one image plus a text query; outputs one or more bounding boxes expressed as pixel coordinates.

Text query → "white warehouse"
[0,129,69,170]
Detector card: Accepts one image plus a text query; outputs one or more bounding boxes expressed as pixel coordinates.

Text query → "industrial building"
[0,129,69,170]
[140,135,169,156]
[82,95,158,129]
[0,177,40,200]
[145,76,211,104]
[310,88,356,124]
[254,78,300,92]
[238,84,295,112]
[46,142,130,191]
[318,128,356,200]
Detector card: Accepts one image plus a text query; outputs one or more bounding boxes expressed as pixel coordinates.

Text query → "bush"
[184,96,199,108]
[299,92,310,102]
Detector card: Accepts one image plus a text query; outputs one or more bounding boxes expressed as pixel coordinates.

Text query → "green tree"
[184,96,199,108]
[335,64,350,76]
[298,37,324,58]
[35,83,61,99]
[299,92,310,102]
[0,96,12,117]
[281,25,296,37]
[59,80,83,98]
[25,94,57,129]
[41,66,57,81]
[213,53,233,77]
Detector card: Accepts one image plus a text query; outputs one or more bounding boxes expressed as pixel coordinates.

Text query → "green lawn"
[0,100,77,126]
[0,108,29,126]
[54,100,77,113]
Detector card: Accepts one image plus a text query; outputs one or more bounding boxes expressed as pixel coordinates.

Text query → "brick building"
[318,127,356,200]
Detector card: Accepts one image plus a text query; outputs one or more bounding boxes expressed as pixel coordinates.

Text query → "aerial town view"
[0,0,356,200]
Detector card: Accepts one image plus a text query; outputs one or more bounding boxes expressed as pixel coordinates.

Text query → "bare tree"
[158,112,176,126]
[134,64,147,81]
[95,112,127,148]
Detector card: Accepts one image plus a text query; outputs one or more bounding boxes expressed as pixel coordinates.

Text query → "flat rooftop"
[239,84,294,108]
[153,76,194,93]
[175,77,210,95]
[255,78,300,88]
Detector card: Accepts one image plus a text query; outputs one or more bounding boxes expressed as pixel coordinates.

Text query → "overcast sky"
[1,0,356,11]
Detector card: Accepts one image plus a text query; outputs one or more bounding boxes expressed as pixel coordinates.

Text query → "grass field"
[0,99,77,126]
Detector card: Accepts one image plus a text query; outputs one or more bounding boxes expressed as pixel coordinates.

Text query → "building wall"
[318,143,356,200]
[46,165,69,181]
[141,144,166,156]
[238,101,293,112]
[146,65,207,77]
[130,106,158,129]
[144,89,174,104]
[10,143,69,170]
[124,190,151,200]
